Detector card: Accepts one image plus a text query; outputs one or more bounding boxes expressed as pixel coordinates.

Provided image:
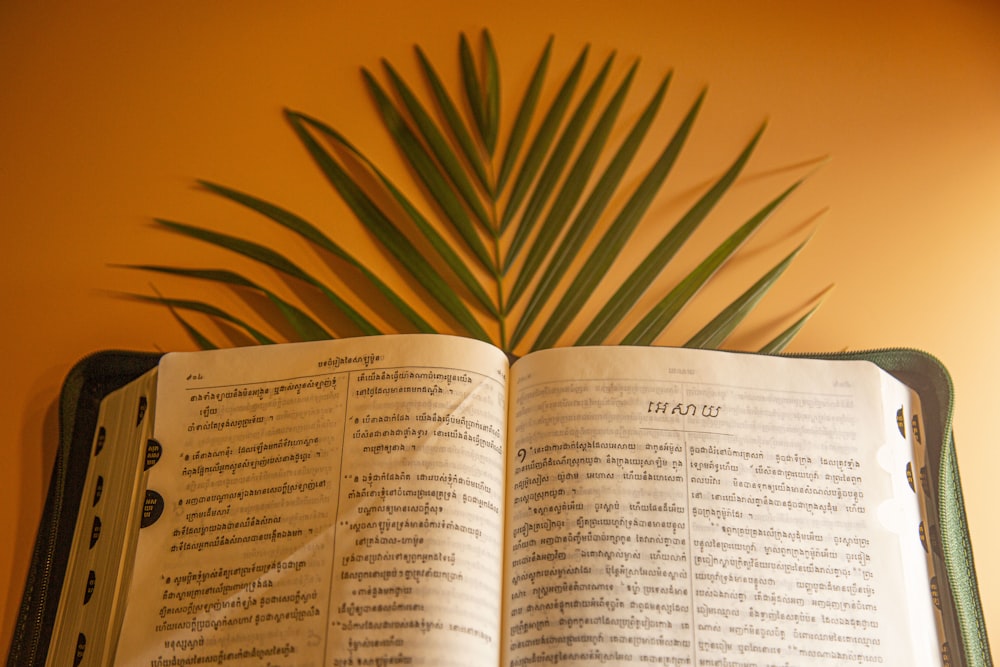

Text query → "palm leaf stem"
[493,230,509,349]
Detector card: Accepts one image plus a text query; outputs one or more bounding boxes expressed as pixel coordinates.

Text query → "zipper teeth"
[29,486,62,667]
[20,403,68,667]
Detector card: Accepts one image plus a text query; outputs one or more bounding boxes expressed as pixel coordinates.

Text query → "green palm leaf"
[362,71,495,271]
[154,219,380,336]
[620,180,803,346]
[494,37,553,195]
[267,117,496,321]
[500,44,589,232]
[130,294,274,345]
[503,52,617,273]
[508,69,669,348]
[283,111,491,342]
[531,86,703,351]
[382,60,493,231]
[459,33,490,153]
[196,180,436,333]
[758,297,827,354]
[133,31,822,354]
[573,119,762,347]
[684,237,811,349]
[124,265,331,341]
[480,30,501,155]
[166,306,219,350]
[415,45,494,196]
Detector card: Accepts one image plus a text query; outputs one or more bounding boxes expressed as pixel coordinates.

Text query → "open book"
[9,335,992,666]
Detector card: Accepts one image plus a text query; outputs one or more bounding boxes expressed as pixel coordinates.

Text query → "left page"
[114,334,510,666]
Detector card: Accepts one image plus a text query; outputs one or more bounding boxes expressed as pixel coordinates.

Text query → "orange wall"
[2,0,998,654]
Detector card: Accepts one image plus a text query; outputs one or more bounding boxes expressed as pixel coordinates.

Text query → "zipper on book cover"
[28,350,90,667]
[17,384,71,667]
[16,349,115,667]
[17,349,162,667]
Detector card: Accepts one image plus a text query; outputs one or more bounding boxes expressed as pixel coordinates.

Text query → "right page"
[502,345,942,667]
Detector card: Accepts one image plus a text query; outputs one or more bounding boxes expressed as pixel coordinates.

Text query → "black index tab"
[144,439,162,470]
[140,490,164,528]
[88,516,102,548]
[84,570,96,604]
[136,395,148,426]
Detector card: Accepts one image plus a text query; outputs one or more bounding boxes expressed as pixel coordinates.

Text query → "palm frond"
[509,71,670,348]
[195,180,437,333]
[123,266,331,341]
[499,43,589,233]
[758,288,831,354]
[503,51,617,272]
[131,293,274,345]
[619,179,803,346]
[531,87,704,350]
[684,236,811,349]
[131,31,823,354]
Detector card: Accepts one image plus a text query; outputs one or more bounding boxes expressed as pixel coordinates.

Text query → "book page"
[114,334,509,666]
[502,346,941,666]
